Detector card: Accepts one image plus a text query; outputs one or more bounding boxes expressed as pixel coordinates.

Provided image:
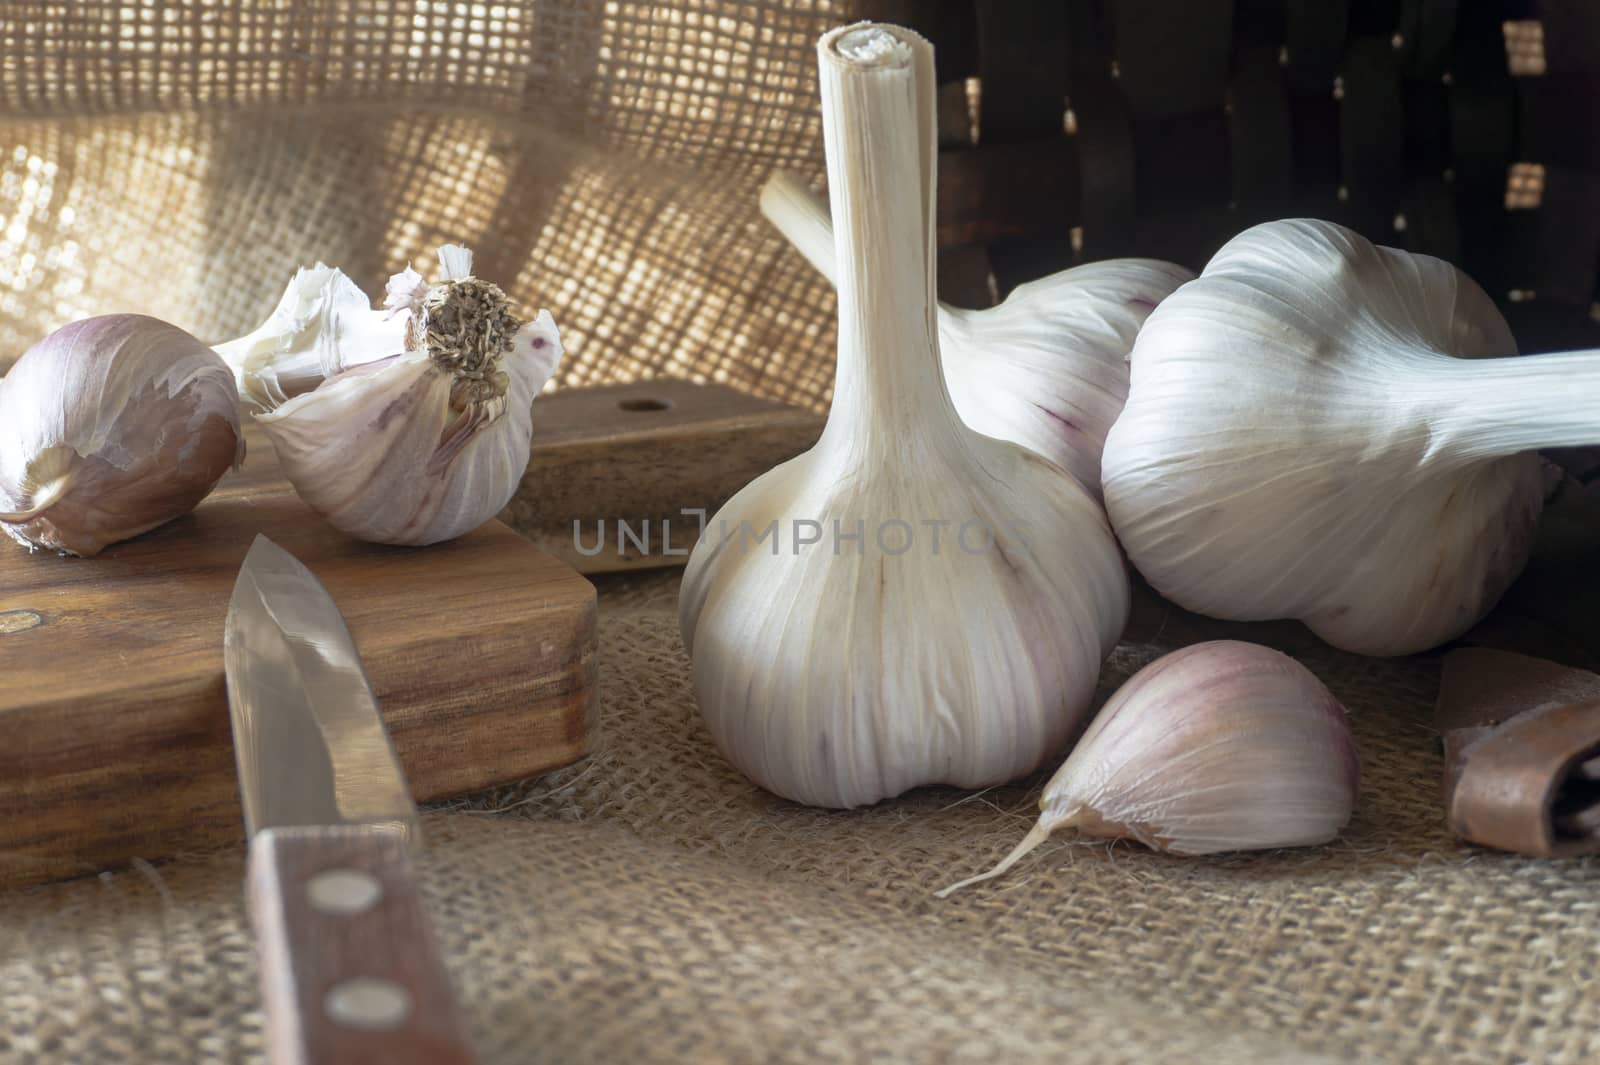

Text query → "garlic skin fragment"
[678,24,1129,809]
[939,641,1359,896]
[215,263,409,409]
[1102,218,1568,656]
[254,246,563,546]
[759,170,1192,497]
[0,314,244,556]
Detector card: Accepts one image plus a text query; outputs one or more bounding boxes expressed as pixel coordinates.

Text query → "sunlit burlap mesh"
[0,1,843,408]
[3,5,1598,1065]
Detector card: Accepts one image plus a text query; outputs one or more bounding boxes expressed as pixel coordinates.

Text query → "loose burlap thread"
[2,3,1598,1063]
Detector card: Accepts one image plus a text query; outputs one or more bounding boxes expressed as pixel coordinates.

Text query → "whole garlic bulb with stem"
[759,170,1192,497]
[678,23,1129,809]
[0,314,243,556]
[236,245,563,546]
[1100,218,1596,656]
[939,640,1360,896]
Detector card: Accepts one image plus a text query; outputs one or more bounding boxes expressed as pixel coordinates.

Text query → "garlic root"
[934,821,1056,898]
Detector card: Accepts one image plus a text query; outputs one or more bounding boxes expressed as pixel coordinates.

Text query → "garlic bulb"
[215,263,408,409]
[939,641,1359,895]
[678,23,1129,809]
[760,170,1192,496]
[1101,217,1593,656]
[0,314,243,556]
[248,246,563,546]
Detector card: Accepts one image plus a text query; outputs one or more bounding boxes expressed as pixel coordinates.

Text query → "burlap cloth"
[2,3,1598,1063]
[0,572,1595,1064]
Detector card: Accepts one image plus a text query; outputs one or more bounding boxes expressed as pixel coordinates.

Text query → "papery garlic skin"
[257,308,561,546]
[215,263,408,409]
[679,24,1129,809]
[938,641,1359,896]
[760,171,1192,497]
[1102,219,1548,656]
[0,314,243,556]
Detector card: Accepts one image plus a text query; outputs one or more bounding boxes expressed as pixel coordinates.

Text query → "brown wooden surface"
[0,419,598,889]
[504,379,825,573]
[250,826,478,1065]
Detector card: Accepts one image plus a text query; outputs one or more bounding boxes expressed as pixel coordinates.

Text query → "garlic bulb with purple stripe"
[0,314,243,556]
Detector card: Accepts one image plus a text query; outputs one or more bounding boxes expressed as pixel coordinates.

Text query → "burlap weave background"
[2,3,1598,1064]
[5,574,1599,1064]
[0,0,845,405]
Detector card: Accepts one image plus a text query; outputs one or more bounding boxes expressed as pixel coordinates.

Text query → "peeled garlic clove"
[0,314,243,556]
[759,170,1191,497]
[215,262,409,409]
[939,641,1360,895]
[679,25,1130,809]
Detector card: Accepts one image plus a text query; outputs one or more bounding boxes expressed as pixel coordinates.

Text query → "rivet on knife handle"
[249,826,477,1065]
[223,537,478,1063]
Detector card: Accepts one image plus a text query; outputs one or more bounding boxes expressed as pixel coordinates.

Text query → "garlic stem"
[934,819,1058,898]
[1428,349,1600,464]
[760,170,839,286]
[817,24,956,455]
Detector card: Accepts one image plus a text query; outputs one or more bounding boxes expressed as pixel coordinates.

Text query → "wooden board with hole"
[0,420,598,889]
[502,379,826,573]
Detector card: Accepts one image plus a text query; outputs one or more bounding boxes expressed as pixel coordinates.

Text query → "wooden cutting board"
[0,419,598,889]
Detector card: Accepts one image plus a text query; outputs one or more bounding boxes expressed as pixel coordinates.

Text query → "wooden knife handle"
[247,826,478,1065]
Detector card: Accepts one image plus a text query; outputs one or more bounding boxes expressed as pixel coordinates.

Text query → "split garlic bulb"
[1101,218,1584,656]
[236,245,563,546]
[760,170,1192,496]
[214,262,408,409]
[678,24,1129,809]
[940,641,1360,895]
[0,314,243,556]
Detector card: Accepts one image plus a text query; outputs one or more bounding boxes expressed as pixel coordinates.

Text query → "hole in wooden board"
[618,397,673,412]
[0,610,42,634]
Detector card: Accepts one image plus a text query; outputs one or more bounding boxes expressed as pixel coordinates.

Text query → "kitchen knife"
[224,534,477,1065]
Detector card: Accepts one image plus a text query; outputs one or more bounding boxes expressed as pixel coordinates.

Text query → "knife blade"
[225,534,477,1065]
